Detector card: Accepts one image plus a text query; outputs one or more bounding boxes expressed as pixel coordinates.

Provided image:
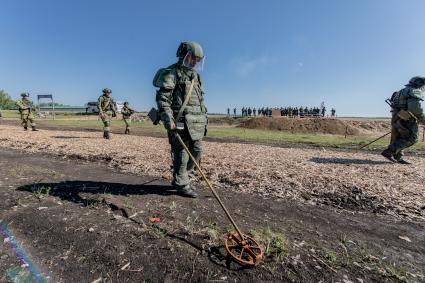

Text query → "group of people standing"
[228,106,337,118]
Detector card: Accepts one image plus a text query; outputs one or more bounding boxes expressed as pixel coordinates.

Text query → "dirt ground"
[240,117,392,136]
[0,125,424,282]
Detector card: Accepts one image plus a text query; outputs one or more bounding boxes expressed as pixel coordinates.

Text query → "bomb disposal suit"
[154,41,207,198]
[382,76,425,164]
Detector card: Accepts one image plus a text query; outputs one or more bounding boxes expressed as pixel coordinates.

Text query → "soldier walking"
[122,101,135,134]
[16,93,37,131]
[97,88,117,139]
[382,76,425,164]
[154,41,207,198]
[233,107,236,117]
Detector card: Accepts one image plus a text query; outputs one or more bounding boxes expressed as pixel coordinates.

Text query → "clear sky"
[1,0,424,116]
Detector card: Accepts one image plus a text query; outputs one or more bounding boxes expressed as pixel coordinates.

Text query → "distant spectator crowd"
[227,106,336,118]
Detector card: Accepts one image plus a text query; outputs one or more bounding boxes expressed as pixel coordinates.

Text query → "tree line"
[0,90,16,109]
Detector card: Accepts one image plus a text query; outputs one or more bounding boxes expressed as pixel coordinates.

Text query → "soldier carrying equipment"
[16,93,37,131]
[382,76,425,164]
[122,101,135,135]
[154,41,208,198]
[97,88,117,139]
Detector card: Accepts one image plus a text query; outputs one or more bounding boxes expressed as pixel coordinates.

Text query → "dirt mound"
[239,117,390,136]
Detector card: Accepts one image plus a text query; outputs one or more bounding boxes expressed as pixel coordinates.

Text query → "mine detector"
[148,80,264,267]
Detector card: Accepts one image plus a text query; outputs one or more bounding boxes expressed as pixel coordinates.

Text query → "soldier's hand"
[169,121,177,131]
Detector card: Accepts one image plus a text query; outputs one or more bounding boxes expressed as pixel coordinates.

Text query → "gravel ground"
[0,124,424,220]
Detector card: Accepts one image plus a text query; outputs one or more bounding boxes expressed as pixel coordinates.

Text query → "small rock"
[356,278,364,283]
[38,207,48,210]
[315,265,322,270]
[88,228,95,232]
[398,235,411,242]
[1,255,8,259]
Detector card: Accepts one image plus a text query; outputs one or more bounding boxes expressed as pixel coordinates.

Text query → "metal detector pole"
[174,132,245,240]
[359,131,391,150]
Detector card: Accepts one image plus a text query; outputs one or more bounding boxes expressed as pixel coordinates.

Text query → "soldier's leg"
[102,115,111,139]
[392,123,418,163]
[21,114,28,130]
[171,133,190,187]
[28,113,37,131]
[187,139,202,173]
[124,119,131,134]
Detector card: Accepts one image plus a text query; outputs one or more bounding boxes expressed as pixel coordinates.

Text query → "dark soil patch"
[0,149,424,282]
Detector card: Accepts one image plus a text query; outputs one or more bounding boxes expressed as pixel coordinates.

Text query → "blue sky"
[0,0,424,116]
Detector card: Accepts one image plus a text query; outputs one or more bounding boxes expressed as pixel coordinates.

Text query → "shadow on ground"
[309,157,389,165]
[17,180,190,206]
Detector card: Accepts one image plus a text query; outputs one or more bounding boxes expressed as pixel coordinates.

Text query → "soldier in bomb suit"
[382,76,425,164]
[16,93,37,131]
[97,88,117,139]
[154,41,207,198]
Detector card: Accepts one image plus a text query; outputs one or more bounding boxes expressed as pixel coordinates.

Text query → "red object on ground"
[149,217,161,222]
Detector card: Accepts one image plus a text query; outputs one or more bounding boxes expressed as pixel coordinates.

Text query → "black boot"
[381,149,397,163]
[397,159,412,165]
[32,126,38,131]
[127,129,130,135]
[176,184,198,198]
[103,131,110,139]
[24,126,28,131]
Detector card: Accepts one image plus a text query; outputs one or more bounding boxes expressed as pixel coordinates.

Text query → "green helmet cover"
[176,41,204,59]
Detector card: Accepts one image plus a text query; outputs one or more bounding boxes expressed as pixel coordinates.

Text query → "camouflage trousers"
[123,118,131,131]
[169,130,202,187]
[386,118,418,160]
[20,112,36,129]
[100,112,112,132]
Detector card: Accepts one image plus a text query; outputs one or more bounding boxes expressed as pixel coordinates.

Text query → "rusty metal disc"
[224,232,263,267]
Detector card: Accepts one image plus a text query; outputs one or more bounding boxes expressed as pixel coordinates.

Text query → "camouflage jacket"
[393,87,424,123]
[97,95,116,115]
[154,62,207,140]
[121,105,134,119]
[16,98,33,114]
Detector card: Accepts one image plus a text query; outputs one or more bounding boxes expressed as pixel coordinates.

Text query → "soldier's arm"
[154,70,177,130]
[15,100,23,110]
[97,97,103,114]
[111,100,117,116]
[407,90,425,123]
[198,75,208,114]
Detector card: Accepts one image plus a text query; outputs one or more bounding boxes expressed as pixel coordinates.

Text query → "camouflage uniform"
[154,41,207,198]
[97,88,117,139]
[122,102,135,134]
[16,93,37,131]
[382,77,425,164]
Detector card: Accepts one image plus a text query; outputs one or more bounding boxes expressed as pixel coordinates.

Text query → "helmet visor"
[182,51,205,71]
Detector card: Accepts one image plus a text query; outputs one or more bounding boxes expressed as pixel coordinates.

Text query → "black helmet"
[20,92,29,97]
[102,88,112,94]
[124,101,128,105]
[408,76,425,88]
